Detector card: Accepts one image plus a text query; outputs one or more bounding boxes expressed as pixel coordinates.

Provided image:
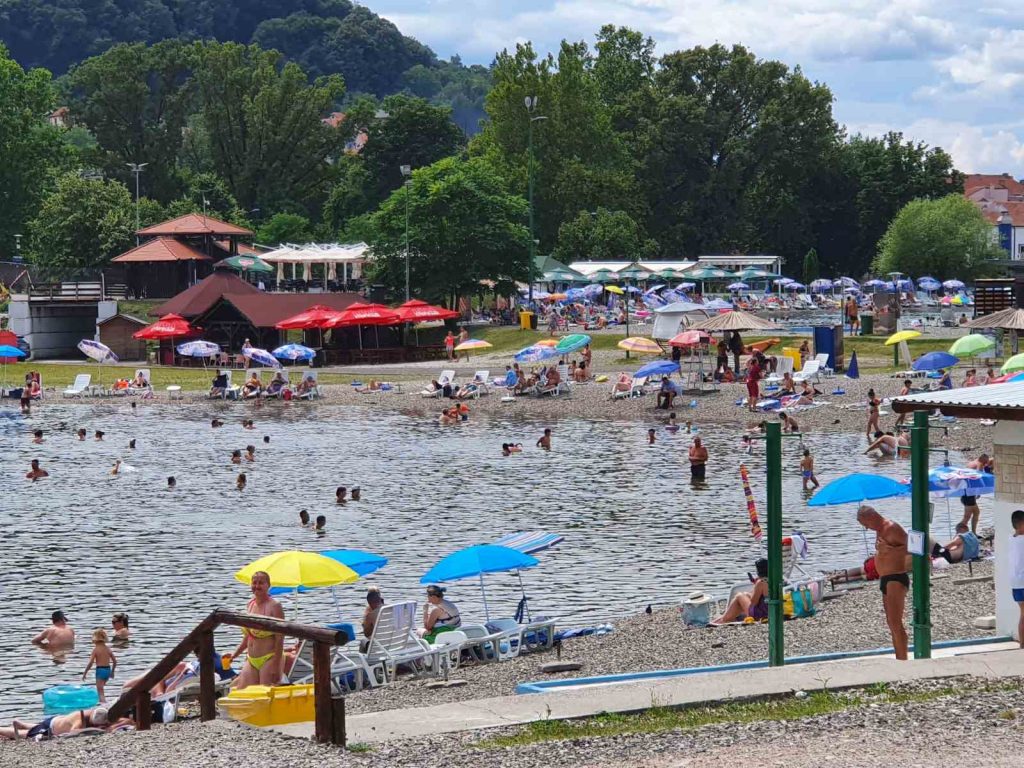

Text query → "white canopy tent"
[651,301,711,340]
[259,242,370,287]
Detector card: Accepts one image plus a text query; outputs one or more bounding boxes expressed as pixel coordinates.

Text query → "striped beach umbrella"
[617,337,662,354]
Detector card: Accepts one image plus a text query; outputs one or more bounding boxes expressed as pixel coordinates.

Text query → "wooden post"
[198,630,217,722]
[136,690,152,731]
[331,696,347,747]
[313,641,333,744]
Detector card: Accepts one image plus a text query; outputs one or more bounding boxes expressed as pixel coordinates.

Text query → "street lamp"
[525,96,547,306]
[400,164,412,301]
[126,162,148,246]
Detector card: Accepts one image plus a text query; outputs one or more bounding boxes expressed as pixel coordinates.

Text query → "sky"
[370,0,1024,177]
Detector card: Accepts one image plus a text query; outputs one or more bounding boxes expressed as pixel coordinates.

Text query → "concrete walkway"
[271,642,1023,744]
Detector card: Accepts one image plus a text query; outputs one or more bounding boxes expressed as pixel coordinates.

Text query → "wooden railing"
[106,609,348,745]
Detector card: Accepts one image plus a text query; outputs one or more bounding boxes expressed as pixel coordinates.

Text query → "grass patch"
[116,299,162,320]
[346,742,373,753]
[1,361,380,391]
[480,686,959,749]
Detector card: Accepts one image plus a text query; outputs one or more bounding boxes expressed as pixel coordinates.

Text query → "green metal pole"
[893,342,899,367]
[911,409,931,658]
[765,421,784,666]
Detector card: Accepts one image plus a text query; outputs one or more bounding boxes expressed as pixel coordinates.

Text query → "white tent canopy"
[651,302,711,340]
[258,242,369,284]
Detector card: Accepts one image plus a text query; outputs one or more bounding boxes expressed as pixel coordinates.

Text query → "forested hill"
[0,0,466,99]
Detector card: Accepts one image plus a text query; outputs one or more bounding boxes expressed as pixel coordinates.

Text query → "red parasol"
[133,313,196,340]
[394,299,459,323]
[275,304,345,330]
[324,303,401,328]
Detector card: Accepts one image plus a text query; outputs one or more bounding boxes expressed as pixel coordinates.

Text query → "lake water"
[0,401,977,719]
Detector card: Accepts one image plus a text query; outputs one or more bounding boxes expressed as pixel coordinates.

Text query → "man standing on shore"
[857,505,909,659]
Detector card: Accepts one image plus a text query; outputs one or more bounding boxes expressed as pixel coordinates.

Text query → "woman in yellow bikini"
[229,571,285,689]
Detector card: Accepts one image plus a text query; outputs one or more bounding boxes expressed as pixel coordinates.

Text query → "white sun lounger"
[792,360,821,384]
[63,374,91,397]
[364,601,441,683]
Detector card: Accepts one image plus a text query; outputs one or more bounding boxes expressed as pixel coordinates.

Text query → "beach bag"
[782,593,794,618]
[790,586,815,618]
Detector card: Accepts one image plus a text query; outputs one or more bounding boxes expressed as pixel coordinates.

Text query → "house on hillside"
[106,214,261,299]
[964,173,1024,261]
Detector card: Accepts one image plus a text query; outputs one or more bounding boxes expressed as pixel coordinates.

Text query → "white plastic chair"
[813,353,834,378]
[472,370,491,395]
[63,374,91,397]
[764,356,794,384]
[612,375,647,399]
[792,360,821,384]
[364,601,441,683]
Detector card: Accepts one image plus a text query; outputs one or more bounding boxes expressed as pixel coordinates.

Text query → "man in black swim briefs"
[858,505,910,660]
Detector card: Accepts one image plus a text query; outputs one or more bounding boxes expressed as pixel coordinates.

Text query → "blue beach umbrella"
[912,351,959,371]
[926,466,995,498]
[272,343,316,362]
[514,344,560,364]
[0,344,26,390]
[177,340,220,358]
[808,473,911,507]
[634,360,681,378]
[943,279,965,290]
[918,276,941,291]
[243,346,283,368]
[421,544,539,621]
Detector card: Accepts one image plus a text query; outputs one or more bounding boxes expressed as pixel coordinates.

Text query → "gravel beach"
[0,561,1001,767]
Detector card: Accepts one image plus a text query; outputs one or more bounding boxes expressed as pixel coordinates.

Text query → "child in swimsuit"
[82,629,116,702]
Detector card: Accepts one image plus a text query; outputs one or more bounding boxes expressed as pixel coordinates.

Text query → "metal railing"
[106,609,348,745]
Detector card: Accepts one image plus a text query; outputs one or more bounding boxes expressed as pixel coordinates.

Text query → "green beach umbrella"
[1001,353,1024,374]
[589,269,616,282]
[216,254,274,274]
[656,268,683,279]
[617,264,651,280]
[948,334,995,358]
[686,267,731,280]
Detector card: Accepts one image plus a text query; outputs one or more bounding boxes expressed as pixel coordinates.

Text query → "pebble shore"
[0,562,1000,766]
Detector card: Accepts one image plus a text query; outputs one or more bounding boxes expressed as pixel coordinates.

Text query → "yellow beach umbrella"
[235,550,359,589]
[884,330,921,346]
[618,337,662,354]
[604,285,625,295]
[454,339,493,352]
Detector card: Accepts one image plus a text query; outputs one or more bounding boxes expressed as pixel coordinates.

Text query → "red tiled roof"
[219,293,363,328]
[137,214,253,237]
[151,270,262,317]
[111,237,212,263]
[980,201,1024,225]
[963,174,1024,196]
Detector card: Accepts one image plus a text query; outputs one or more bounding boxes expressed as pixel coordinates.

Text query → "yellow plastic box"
[217,684,315,727]
[781,347,802,370]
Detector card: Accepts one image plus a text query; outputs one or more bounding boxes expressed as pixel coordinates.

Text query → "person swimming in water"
[336,486,347,504]
[167,476,176,489]
[77,429,87,441]
[536,428,552,450]
[237,473,247,491]
[299,509,310,527]
[666,413,679,432]
[231,449,242,465]
[26,459,49,481]
[263,435,270,444]
[211,419,224,428]
[351,487,361,501]
[313,515,326,533]
[94,431,104,441]
[128,438,136,450]
[648,429,656,445]
[245,445,255,462]
[32,429,43,444]
[110,460,121,476]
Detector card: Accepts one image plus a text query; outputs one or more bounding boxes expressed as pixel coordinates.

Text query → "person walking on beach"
[728,331,743,376]
[846,296,859,334]
[745,352,762,412]
[800,449,819,490]
[444,330,455,361]
[82,629,116,701]
[857,505,909,660]
[1009,510,1024,649]
[32,611,75,647]
[688,436,708,483]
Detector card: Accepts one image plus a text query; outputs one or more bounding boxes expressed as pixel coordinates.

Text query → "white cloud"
[937,29,1024,96]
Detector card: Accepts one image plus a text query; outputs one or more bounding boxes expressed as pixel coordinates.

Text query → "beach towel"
[555,624,614,641]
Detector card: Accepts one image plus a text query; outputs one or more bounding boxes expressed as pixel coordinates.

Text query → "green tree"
[553,208,657,262]
[472,40,639,249]
[874,195,1000,280]
[639,44,837,259]
[802,248,820,284]
[256,212,313,245]
[27,172,135,278]
[65,41,195,202]
[369,157,529,305]
[0,44,70,259]
[190,42,347,213]
[164,171,251,226]
[342,93,465,210]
